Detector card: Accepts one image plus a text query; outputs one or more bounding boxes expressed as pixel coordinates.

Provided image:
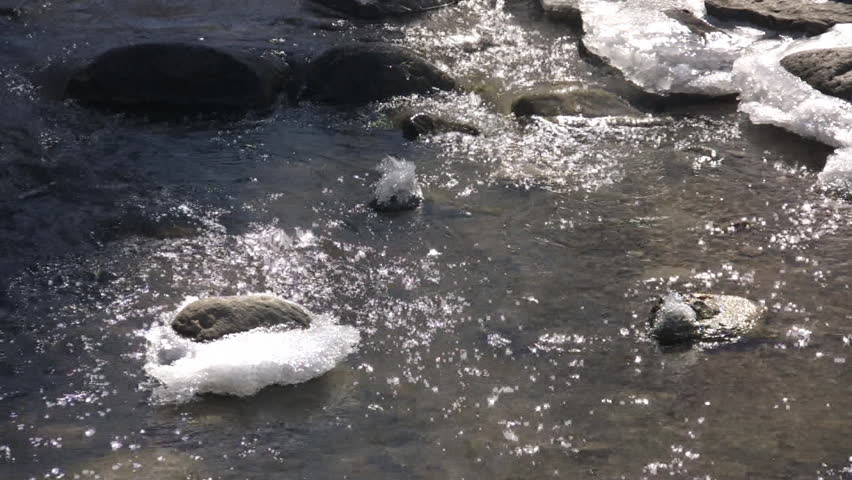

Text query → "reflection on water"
[2,0,852,479]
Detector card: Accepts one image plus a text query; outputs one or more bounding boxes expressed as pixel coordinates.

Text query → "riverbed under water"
[2,1,852,479]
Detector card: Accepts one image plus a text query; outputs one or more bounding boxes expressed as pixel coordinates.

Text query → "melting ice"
[733,25,852,195]
[143,311,360,403]
[579,0,772,96]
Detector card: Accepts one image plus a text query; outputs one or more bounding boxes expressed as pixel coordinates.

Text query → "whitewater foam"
[143,305,360,403]
[374,156,422,208]
[579,0,772,96]
[733,25,852,194]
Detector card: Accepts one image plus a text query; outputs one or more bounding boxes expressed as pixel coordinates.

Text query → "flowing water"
[2,1,852,479]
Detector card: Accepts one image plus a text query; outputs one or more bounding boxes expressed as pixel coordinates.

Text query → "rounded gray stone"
[172,295,312,342]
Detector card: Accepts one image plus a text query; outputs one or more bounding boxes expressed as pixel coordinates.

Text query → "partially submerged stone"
[649,293,765,345]
[705,0,852,36]
[309,0,456,19]
[511,85,640,119]
[538,0,582,26]
[663,8,729,39]
[781,47,852,103]
[397,112,480,140]
[304,44,456,105]
[66,43,288,112]
[172,295,312,342]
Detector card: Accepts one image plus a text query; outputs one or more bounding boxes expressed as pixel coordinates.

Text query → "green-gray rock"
[172,295,312,342]
[649,293,765,345]
[511,85,640,119]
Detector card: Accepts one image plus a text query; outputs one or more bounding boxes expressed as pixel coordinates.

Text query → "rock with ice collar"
[649,293,765,346]
[705,0,852,36]
[780,48,852,103]
[309,0,457,19]
[511,85,640,119]
[65,43,288,112]
[304,44,456,105]
[172,295,312,342]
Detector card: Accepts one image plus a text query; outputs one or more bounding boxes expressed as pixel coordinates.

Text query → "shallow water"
[2,1,852,479]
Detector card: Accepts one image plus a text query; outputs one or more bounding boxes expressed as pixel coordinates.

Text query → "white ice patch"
[733,25,852,194]
[579,0,772,95]
[374,156,422,206]
[143,312,360,403]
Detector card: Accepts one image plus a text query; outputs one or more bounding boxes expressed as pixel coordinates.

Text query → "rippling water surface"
[2,1,852,479]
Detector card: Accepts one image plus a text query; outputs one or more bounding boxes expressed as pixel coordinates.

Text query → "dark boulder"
[65,43,288,112]
[781,47,852,103]
[172,296,312,342]
[309,0,456,20]
[649,293,765,346]
[397,112,480,140]
[304,44,456,105]
[704,0,852,36]
[537,0,582,26]
[511,86,640,119]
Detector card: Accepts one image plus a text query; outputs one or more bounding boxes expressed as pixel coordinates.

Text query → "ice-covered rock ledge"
[579,0,774,97]
[732,25,852,196]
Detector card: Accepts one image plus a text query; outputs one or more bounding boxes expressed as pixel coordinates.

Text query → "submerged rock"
[172,296,312,342]
[780,47,852,103]
[705,0,852,36]
[511,85,640,119]
[370,156,422,212]
[304,44,456,105]
[538,0,582,26]
[65,43,288,111]
[309,0,456,19]
[649,293,765,346]
[397,112,480,140]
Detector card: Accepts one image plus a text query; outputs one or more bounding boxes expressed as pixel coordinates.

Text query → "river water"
[2,1,852,479]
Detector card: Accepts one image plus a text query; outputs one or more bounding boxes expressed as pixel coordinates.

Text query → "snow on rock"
[732,25,852,195]
[143,308,360,403]
[578,0,772,96]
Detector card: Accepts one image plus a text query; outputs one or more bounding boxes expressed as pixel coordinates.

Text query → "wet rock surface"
[511,85,640,119]
[309,0,456,19]
[663,8,729,39]
[65,43,288,112]
[397,111,480,140]
[649,293,766,346]
[705,0,852,35]
[780,47,852,103]
[304,44,456,105]
[171,296,312,342]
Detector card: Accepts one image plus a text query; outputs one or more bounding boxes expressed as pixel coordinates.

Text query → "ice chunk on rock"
[144,310,360,403]
[578,0,772,96]
[733,25,852,195]
[371,156,423,212]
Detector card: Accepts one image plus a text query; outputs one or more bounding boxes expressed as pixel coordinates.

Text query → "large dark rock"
[538,0,581,26]
[705,0,852,35]
[397,112,480,140]
[65,43,288,111]
[649,293,765,346]
[511,85,640,119]
[172,296,312,342]
[781,47,852,103]
[309,0,456,19]
[304,44,456,105]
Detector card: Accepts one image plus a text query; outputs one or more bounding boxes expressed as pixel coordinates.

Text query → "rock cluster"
[705,0,852,36]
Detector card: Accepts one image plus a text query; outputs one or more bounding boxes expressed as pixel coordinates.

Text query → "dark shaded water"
[2,1,851,479]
